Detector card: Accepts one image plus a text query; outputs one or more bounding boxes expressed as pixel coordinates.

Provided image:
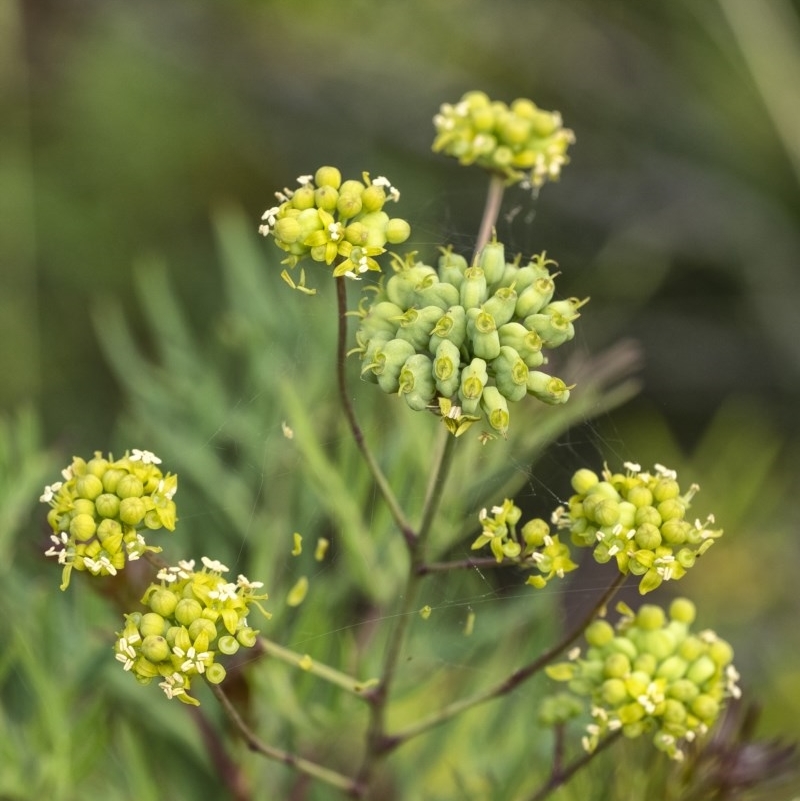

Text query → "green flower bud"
[458,358,488,414]
[637,604,667,632]
[291,185,316,210]
[433,340,462,397]
[314,185,339,212]
[686,655,716,686]
[385,263,437,308]
[205,663,227,685]
[189,617,218,643]
[626,485,653,508]
[72,498,96,516]
[708,638,734,668]
[657,498,685,522]
[537,693,583,726]
[690,694,719,722]
[149,588,179,617]
[141,634,170,663]
[273,216,302,244]
[174,598,204,626]
[460,265,487,309]
[359,332,392,382]
[437,249,468,288]
[515,276,556,318]
[497,322,544,368]
[385,218,411,244]
[415,281,460,310]
[527,372,571,405]
[344,220,368,245]
[102,468,126,494]
[429,305,467,351]
[116,474,144,499]
[521,517,550,547]
[640,630,676,661]
[140,612,166,637]
[358,211,390,248]
[571,469,599,495]
[668,679,699,703]
[398,354,436,411]
[315,166,341,189]
[634,523,662,550]
[656,655,688,681]
[608,637,638,661]
[604,652,631,679]
[601,677,629,707]
[663,698,688,725]
[76,474,104,501]
[237,627,258,648]
[396,306,444,351]
[96,517,122,544]
[467,308,500,360]
[585,619,614,648]
[480,386,510,436]
[483,286,518,327]
[95,493,120,519]
[119,496,147,526]
[652,478,680,503]
[633,652,658,676]
[361,184,386,213]
[218,635,240,655]
[86,455,110,477]
[70,513,97,542]
[525,311,575,348]
[477,240,505,285]
[337,192,363,219]
[634,505,662,527]
[491,346,528,402]
[678,636,705,663]
[661,519,690,545]
[372,339,416,393]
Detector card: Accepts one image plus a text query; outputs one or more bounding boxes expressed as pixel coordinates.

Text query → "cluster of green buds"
[352,240,581,437]
[258,166,411,291]
[40,450,177,590]
[553,462,722,594]
[470,499,578,588]
[115,557,270,706]
[433,91,575,188]
[545,598,741,760]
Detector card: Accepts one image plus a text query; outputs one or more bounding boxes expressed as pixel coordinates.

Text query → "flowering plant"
[37,91,785,799]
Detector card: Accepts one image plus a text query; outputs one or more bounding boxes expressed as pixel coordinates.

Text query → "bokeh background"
[2,0,800,799]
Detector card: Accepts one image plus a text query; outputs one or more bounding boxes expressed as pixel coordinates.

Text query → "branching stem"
[210,683,363,796]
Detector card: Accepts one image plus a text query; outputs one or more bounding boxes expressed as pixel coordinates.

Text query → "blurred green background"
[2,0,800,798]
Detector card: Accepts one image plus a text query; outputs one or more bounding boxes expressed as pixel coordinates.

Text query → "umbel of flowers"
[115,557,270,706]
[258,166,411,291]
[432,90,575,188]
[351,243,582,437]
[471,463,722,594]
[545,598,741,760]
[40,450,177,590]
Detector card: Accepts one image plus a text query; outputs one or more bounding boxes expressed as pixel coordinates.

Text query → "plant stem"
[357,428,459,787]
[384,572,627,748]
[417,556,523,575]
[335,276,417,547]
[473,172,506,259]
[257,636,378,698]
[210,682,363,796]
[525,730,622,801]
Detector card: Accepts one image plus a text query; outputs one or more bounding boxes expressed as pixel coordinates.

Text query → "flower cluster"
[554,462,722,594]
[470,499,578,588]
[115,557,269,706]
[259,166,411,290]
[432,91,575,188]
[352,242,580,437]
[545,598,740,760]
[40,450,177,590]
